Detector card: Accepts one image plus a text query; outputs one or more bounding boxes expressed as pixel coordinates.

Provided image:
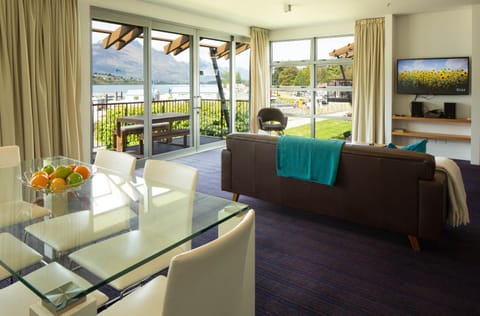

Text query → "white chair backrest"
[143,159,198,192]
[0,146,22,203]
[161,209,254,316]
[94,150,136,178]
[141,160,199,243]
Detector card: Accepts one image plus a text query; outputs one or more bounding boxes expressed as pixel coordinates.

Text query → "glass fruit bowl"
[20,156,96,194]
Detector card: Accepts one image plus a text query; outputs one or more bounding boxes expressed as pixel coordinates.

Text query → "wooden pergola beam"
[216,42,250,59]
[102,25,137,49]
[329,43,354,58]
[163,35,190,55]
[115,27,143,50]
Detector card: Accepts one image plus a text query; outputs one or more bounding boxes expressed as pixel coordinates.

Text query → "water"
[92,84,191,95]
[92,83,248,103]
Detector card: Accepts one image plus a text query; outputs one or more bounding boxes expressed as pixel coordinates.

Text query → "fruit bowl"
[20,157,96,194]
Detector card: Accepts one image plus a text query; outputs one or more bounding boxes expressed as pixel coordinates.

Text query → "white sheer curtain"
[249,27,270,133]
[0,0,82,160]
[352,17,385,144]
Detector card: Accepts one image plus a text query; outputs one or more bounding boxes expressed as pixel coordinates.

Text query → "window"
[270,36,353,140]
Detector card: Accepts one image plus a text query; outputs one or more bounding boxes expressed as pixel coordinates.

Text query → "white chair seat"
[25,207,135,255]
[69,160,199,292]
[0,262,108,315]
[0,233,43,280]
[69,230,183,291]
[0,200,50,228]
[100,275,167,315]
[0,145,50,281]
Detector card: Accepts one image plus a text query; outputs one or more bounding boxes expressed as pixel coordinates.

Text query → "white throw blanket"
[435,157,470,227]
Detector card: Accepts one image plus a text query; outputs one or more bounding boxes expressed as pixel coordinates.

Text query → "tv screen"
[397,57,470,95]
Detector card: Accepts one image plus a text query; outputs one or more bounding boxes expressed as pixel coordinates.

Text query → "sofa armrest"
[418,170,448,240]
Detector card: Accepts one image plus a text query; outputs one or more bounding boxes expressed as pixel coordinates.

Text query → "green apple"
[55,165,72,179]
[66,172,83,187]
[42,164,55,175]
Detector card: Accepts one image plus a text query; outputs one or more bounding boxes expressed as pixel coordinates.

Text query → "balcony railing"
[92,99,249,151]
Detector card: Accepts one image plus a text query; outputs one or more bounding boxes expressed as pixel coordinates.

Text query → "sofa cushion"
[387,139,428,153]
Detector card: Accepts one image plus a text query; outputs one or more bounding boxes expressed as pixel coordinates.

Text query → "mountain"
[92,40,248,84]
[92,40,189,83]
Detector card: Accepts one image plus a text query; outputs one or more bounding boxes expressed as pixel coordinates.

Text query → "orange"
[30,173,49,189]
[32,170,49,179]
[74,165,91,180]
[49,177,67,193]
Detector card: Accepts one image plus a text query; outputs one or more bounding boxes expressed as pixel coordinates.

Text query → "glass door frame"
[90,8,247,161]
[195,31,236,152]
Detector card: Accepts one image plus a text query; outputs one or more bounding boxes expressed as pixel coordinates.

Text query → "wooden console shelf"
[391,115,471,142]
[392,115,471,124]
[391,131,470,141]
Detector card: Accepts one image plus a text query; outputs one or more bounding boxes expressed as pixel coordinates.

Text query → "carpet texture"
[3,149,478,315]
[170,148,480,316]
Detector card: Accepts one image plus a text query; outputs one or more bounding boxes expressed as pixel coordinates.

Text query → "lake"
[92,83,248,103]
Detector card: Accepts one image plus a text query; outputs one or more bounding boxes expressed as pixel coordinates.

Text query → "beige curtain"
[352,17,385,144]
[0,0,82,160]
[249,27,270,133]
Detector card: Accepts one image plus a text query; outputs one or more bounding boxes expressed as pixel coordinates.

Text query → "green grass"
[284,119,352,140]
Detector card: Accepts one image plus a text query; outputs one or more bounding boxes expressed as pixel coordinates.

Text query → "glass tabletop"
[0,156,248,312]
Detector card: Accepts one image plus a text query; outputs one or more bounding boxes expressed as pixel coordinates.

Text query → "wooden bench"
[114,123,170,152]
[139,128,190,154]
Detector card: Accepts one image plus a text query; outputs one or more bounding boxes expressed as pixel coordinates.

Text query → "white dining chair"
[99,209,255,316]
[0,262,108,315]
[94,149,137,178]
[0,145,49,281]
[68,159,199,294]
[143,159,199,191]
[24,150,137,259]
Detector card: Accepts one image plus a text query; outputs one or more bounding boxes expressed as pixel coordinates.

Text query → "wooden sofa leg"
[408,235,421,252]
[232,193,239,202]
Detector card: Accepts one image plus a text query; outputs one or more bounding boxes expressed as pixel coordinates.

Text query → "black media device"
[444,102,456,119]
[411,101,424,117]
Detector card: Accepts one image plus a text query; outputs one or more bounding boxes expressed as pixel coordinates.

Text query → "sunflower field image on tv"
[397,57,469,95]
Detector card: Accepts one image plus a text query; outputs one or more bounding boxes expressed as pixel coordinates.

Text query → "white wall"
[471,5,480,164]
[77,0,250,161]
[269,22,353,41]
[271,8,479,163]
[393,8,476,161]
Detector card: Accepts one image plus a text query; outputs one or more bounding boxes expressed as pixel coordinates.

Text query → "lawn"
[284,119,352,140]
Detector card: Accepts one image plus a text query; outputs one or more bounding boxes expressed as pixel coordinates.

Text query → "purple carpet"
[172,149,480,316]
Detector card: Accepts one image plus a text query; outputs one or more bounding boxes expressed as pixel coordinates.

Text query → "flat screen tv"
[397,57,470,95]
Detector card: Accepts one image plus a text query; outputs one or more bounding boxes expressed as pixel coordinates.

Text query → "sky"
[91,20,250,68]
[398,57,469,73]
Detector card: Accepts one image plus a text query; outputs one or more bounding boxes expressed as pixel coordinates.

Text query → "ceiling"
[142,0,480,30]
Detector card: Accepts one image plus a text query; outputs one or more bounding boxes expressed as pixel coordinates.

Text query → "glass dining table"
[0,156,250,315]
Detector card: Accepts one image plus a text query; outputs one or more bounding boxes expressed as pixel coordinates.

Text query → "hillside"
[92,40,190,83]
[92,40,246,84]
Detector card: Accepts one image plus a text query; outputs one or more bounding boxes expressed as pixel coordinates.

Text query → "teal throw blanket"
[276,136,345,186]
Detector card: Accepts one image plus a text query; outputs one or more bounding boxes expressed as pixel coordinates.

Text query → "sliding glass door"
[149,29,193,156]
[90,10,250,161]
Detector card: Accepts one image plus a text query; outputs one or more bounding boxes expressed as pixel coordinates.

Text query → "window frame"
[270,36,353,139]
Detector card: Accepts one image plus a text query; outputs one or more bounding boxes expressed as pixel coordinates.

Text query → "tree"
[278,67,298,86]
[294,67,310,86]
[221,71,244,84]
[272,67,284,86]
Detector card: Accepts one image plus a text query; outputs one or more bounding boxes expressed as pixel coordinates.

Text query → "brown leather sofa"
[221,133,448,250]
